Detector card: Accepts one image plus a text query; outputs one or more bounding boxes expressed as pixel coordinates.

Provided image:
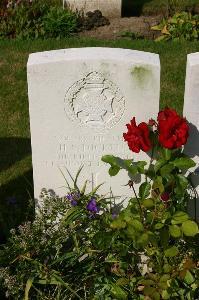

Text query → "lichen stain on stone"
[131,66,152,88]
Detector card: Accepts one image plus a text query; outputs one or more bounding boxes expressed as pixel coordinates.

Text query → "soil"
[79,16,162,40]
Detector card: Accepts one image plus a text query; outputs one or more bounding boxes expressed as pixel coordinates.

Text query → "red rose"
[123,117,151,153]
[158,108,189,149]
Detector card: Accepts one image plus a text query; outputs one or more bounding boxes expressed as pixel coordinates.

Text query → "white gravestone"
[64,0,122,18]
[184,52,199,221]
[27,47,160,201]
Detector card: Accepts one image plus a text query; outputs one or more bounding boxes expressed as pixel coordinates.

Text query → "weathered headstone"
[64,0,122,18]
[27,47,160,201]
[184,52,199,221]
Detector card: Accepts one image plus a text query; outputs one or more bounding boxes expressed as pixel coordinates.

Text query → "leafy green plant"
[152,12,199,41]
[0,0,78,39]
[43,7,78,38]
[0,108,199,299]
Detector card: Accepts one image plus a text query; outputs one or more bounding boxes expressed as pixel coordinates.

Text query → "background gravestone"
[64,0,122,18]
[27,47,160,201]
[184,52,199,221]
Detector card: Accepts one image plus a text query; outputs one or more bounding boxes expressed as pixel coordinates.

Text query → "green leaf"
[126,226,136,240]
[101,155,116,164]
[137,232,149,246]
[135,161,147,173]
[80,180,88,195]
[169,225,181,238]
[129,219,144,232]
[181,220,199,237]
[90,183,104,195]
[154,159,166,173]
[110,284,128,300]
[155,223,164,230]
[160,163,175,177]
[163,264,172,273]
[174,174,189,195]
[24,277,34,300]
[184,270,195,285]
[159,274,170,289]
[153,176,164,193]
[139,279,155,286]
[102,155,121,176]
[152,292,160,300]
[172,157,196,170]
[102,155,137,176]
[164,246,179,257]
[110,218,126,229]
[139,182,151,199]
[144,286,156,295]
[61,207,82,226]
[171,211,189,225]
[74,165,84,189]
[162,290,170,300]
[177,174,189,189]
[143,198,154,209]
[109,165,120,176]
[151,24,163,31]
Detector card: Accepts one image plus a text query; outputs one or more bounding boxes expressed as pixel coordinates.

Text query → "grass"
[0,38,199,239]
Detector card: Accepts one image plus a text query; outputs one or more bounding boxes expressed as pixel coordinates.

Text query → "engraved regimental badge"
[64,72,125,131]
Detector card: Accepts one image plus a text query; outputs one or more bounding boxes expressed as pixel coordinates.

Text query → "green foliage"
[0,160,198,299]
[152,12,199,41]
[43,7,78,38]
[101,110,199,299]
[0,0,78,39]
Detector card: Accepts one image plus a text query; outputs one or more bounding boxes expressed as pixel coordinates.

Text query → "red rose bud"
[161,192,170,202]
[157,108,189,149]
[123,117,151,153]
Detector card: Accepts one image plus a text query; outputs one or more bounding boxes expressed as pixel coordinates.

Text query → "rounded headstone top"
[28,48,160,67]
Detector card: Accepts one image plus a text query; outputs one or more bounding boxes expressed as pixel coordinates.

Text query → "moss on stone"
[131,66,152,87]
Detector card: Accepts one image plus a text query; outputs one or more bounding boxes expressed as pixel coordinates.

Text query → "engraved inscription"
[56,135,131,168]
[64,72,125,130]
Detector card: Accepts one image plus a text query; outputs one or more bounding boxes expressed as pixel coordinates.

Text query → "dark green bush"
[43,7,78,38]
[0,0,78,39]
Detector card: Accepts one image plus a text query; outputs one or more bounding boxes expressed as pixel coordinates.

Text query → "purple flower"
[86,198,99,214]
[112,212,118,219]
[71,200,78,207]
[66,192,80,207]
[66,194,73,201]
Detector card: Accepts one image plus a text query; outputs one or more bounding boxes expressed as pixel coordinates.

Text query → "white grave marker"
[27,47,160,201]
[184,52,199,221]
[64,0,122,18]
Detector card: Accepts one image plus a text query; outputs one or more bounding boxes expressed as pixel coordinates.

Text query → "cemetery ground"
[1,38,199,240]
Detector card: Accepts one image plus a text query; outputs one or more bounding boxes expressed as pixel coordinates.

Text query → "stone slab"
[184,52,199,221]
[64,0,122,18]
[27,47,160,202]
